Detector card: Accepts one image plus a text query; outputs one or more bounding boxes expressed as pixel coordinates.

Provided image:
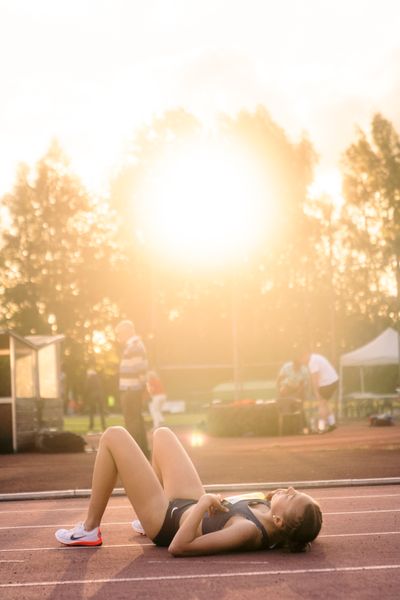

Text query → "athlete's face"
[270,488,315,523]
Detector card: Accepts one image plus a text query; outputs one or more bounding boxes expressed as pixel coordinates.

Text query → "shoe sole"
[57,538,102,546]
[71,539,102,546]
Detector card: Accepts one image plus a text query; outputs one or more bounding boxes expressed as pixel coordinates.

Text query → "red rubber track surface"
[0,486,399,599]
[1,421,399,598]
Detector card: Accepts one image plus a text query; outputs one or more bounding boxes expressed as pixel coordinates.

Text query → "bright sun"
[138,139,274,266]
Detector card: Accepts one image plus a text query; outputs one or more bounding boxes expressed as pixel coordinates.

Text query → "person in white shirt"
[299,351,339,433]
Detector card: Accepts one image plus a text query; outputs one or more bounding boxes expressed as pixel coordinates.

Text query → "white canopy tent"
[339,327,400,415]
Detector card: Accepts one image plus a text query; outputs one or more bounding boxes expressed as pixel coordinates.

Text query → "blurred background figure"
[115,319,150,458]
[146,370,167,429]
[85,361,106,432]
[276,357,309,402]
[276,356,310,433]
[299,349,339,433]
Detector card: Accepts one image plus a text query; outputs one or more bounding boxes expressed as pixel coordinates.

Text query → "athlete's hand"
[199,493,229,517]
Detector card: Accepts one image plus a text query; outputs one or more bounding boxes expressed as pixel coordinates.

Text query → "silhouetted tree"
[341,113,400,341]
[0,141,125,372]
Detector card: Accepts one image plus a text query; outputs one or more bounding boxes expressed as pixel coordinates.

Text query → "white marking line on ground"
[1,531,400,554]
[0,521,130,530]
[324,509,400,515]
[315,494,400,500]
[2,508,399,531]
[0,560,25,563]
[320,532,400,538]
[1,564,400,588]
[0,543,153,553]
[1,493,400,515]
[149,559,270,564]
[0,505,132,514]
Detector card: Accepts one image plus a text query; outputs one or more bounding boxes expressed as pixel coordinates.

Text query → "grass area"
[63,412,206,434]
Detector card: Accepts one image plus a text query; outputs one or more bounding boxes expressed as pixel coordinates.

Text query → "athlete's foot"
[131,519,146,535]
[55,522,102,546]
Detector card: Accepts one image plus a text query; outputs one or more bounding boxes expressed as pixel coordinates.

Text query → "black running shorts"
[152,498,197,547]
[319,380,339,400]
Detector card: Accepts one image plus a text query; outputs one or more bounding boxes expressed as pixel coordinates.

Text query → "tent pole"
[396,256,400,387]
[397,327,400,389]
[338,363,343,419]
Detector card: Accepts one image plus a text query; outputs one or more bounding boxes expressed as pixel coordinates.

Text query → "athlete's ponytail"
[282,501,322,553]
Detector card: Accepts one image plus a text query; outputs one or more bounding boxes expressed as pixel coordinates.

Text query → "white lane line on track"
[1,531,400,553]
[0,560,25,563]
[0,543,153,553]
[0,522,131,530]
[324,509,400,515]
[320,531,400,538]
[2,564,400,588]
[148,560,270,564]
[1,509,399,530]
[0,506,132,514]
[1,494,400,514]
[315,494,400,500]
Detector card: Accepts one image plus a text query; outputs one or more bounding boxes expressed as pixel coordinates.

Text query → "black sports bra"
[201,499,271,549]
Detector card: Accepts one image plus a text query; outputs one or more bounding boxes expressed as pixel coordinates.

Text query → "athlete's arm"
[168,494,260,556]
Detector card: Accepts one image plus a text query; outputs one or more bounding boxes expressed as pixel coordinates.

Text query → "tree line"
[1,107,399,396]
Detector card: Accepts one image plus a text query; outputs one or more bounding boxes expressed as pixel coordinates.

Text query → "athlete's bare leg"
[84,427,168,539]
[151,427,204,500]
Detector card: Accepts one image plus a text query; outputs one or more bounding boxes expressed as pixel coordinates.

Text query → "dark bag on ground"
[369,414,394,427]
[35,431,86,453]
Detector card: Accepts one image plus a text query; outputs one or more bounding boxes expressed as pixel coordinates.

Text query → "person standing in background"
[299,349,339,433]
[115,320,150,458]
[147,370,167,429]
[276,357,310,433]
[276,358,309,402]
[85,362,106,432]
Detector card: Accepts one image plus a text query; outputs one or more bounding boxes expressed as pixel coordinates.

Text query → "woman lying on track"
[55,427,322,555]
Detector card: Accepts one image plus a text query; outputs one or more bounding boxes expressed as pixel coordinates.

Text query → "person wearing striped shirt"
[115,320,150,458]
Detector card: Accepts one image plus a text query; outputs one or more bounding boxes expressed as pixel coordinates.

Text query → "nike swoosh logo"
[170,507,178,516]
[70,534,88,540]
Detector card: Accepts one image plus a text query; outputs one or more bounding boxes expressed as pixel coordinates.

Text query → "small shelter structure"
[0,330,64,452]
[339,327,400,416]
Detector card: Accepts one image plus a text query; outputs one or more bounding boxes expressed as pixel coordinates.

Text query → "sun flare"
[308,168,344,211]
[137,140,274,266]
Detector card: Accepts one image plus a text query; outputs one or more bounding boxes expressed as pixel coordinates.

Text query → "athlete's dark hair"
[282,500,323,553]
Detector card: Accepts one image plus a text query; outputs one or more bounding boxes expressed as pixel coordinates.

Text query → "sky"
[0,0,400,199]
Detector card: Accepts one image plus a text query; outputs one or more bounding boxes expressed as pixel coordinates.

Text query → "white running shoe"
[131,519,146,536]
[55,522,102,546]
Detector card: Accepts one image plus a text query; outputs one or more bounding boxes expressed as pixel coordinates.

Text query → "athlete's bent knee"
[152,426,172,440]
[100,426,127,446]
[152,426,177,448]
